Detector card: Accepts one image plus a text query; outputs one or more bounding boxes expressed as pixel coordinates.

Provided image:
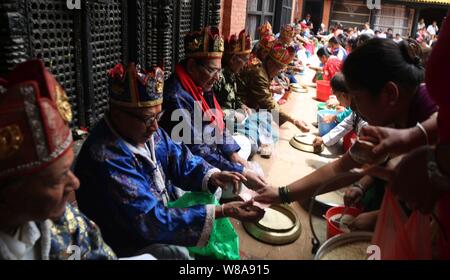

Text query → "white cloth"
[322,112,368,147]
[124,137,171,205]
[119,253,157,260]
[0,220,52,260]
[221,134,252,199]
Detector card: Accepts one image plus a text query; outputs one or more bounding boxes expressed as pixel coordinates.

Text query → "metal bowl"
[243,204,301,245]
[314,231,373,260]
[290,133,323,154]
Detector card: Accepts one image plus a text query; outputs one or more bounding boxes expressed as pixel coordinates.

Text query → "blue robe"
[160,73,244,173]
[74,118,217,257]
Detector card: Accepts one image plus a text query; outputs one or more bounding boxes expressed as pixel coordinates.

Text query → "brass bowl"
[243,204,301,245]
[290,133,323,154]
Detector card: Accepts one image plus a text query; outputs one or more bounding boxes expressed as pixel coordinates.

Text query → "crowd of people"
[0,11,449,260]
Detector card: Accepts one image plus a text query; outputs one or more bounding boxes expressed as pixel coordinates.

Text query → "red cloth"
[323,56,342,81]
[425,11,450,259]
[426,12,450,143]
[175,64,224,132]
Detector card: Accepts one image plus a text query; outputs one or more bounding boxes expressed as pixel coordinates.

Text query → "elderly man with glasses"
[74,63,265,259]
[160,27,269,197]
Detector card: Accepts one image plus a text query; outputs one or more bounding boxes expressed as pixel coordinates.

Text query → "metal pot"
[314,231,373,260]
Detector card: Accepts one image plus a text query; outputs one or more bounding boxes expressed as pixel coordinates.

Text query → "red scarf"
[175,64,224,131]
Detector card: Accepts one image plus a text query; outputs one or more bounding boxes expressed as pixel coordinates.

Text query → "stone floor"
[231,69,344,260]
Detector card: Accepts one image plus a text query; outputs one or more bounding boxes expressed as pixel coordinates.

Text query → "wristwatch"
[427,145,450,191]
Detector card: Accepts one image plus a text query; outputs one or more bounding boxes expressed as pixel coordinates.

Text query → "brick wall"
[221,0,247,38]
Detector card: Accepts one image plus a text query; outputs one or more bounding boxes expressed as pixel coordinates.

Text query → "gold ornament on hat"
[0,125,23,160]
[214,37,225,53]
[188,38,202,52]
[153,67,165,94]
[55,85,73,123]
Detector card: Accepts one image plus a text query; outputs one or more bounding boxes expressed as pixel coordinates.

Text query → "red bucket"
[343,131,357,152]
[316,80,331,102]
[325,206,362,239]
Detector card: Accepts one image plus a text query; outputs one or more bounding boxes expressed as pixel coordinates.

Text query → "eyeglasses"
[121,110,165,127]
[198,63,221,77]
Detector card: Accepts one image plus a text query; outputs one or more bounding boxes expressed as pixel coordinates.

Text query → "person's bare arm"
[288,153,363,203]
[361,112,438,156]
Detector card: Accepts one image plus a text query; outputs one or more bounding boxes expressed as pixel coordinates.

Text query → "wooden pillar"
[297,0,304,21]
[322,0,332,28]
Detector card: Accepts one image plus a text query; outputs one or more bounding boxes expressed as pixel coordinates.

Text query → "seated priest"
[74,63,265,259]
[159,26,268,191]
[237,42,310,132]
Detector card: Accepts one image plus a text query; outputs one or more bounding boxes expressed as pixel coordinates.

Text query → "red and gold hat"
[0,59,73,179]
[184,26,224,59]
[258,21,273,37]
[268,43,296,66]
[280,24,295,44]
[108,63,164,108]
[225,30,252,55]
[258,34,276,52]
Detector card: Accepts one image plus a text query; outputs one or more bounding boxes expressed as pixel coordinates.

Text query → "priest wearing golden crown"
[74,62,264,259]
[214,30,278,158]
[160,27,268,192]
[237,43,310,132]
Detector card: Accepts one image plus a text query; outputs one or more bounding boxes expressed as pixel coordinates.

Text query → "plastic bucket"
[317,109,338,136]
[316,80,331,102]
[343,131,357,152]
[325,206,362,239]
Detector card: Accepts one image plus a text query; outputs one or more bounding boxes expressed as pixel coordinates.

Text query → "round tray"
[314,188,346,208]
[290,133,323,154]
[314,231,373,260]
[243,204,301,245]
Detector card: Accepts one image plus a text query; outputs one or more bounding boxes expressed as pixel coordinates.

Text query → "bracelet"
[352,182,366,195]
[416,122,429,145]
[279,186,293,204]
[221,204,226,217]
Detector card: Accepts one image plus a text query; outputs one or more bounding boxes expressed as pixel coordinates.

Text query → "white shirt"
[427,25,438,35]
[322,112,368,147]
[360,28,374,36]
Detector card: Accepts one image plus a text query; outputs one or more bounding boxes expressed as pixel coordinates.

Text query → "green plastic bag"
[168,192,240,260]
